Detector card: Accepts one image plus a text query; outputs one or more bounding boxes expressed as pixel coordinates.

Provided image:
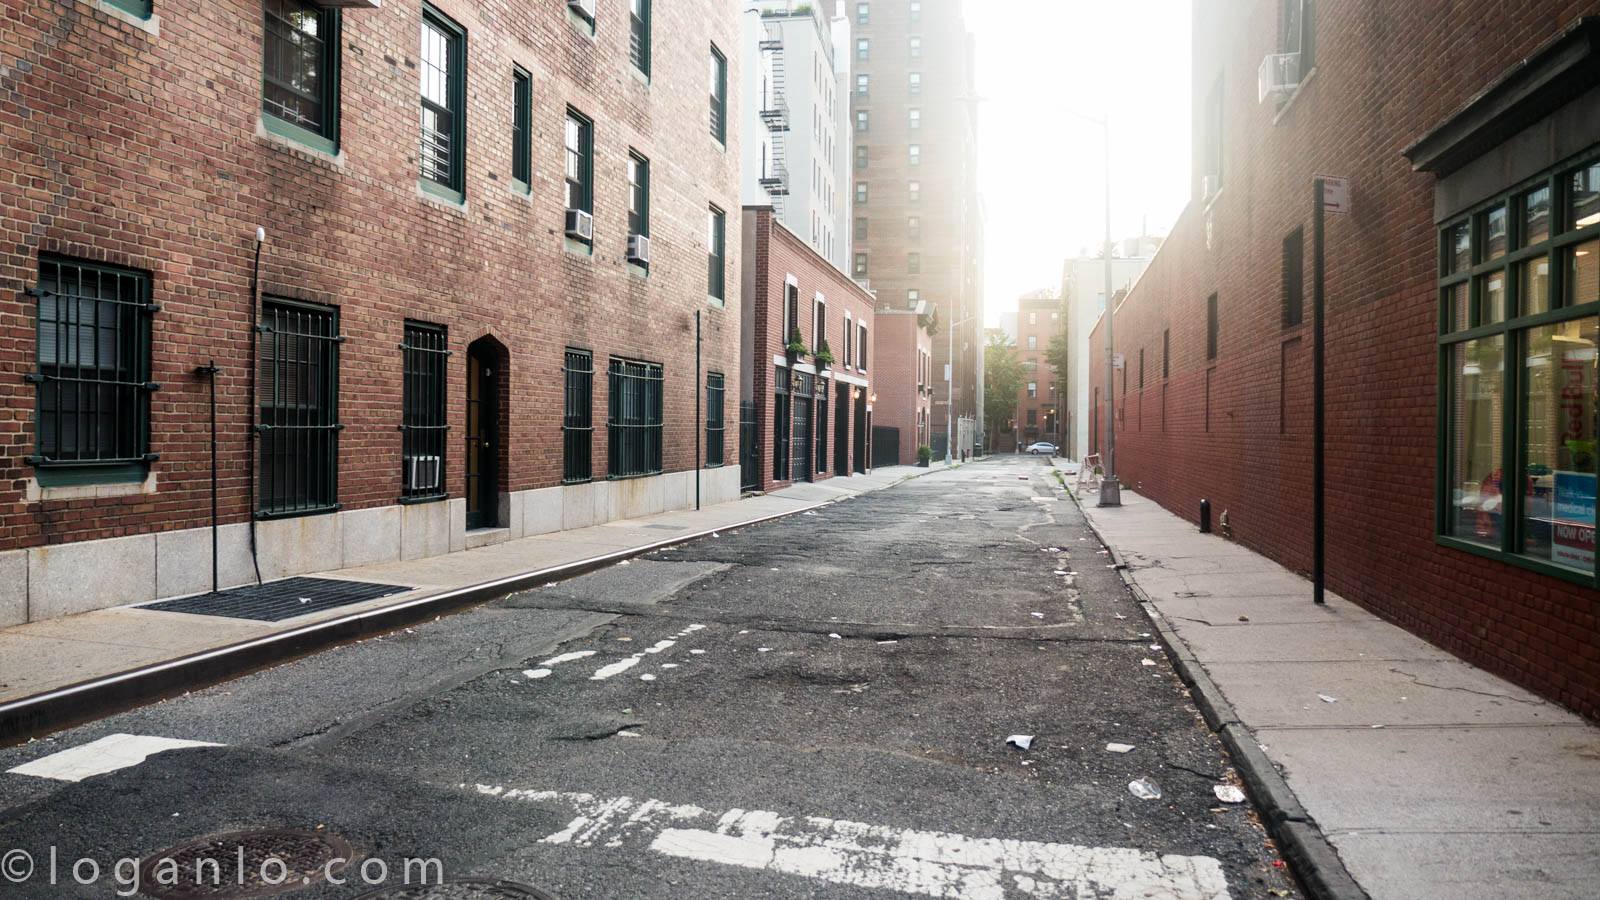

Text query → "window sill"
[510,179,530,198]
[84,0,159,35]
[257,115,344,166]
[707,295,725,308]
[607,471,665,482]
[256,503,342,522]
[629,261,650,279]
[567,6,596,38]
[26,465,155,502]
[1435,534,1596,589]
[631,66,651,86]
[565,236,594,258]
[399,493,448,506]
[417,180,468,212]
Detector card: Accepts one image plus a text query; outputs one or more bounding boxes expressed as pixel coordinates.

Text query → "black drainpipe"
[246,228,265,585]
[194,359,219,593]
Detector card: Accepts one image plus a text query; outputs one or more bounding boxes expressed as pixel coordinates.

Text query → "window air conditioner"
[567,0,596,19]
[627,234,651,264]
[1257,52,1300,103]
[565,209,594,241]
[406,455,442,492]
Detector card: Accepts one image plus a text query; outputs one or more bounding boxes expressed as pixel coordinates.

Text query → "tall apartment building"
[848,0,982,458]
[0,0,742,625]
[1061,252,1154,460]
[1090,6,1600,718]
[742,2,852,273]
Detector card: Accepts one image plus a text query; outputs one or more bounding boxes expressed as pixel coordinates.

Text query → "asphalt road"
[0,457,1299,899]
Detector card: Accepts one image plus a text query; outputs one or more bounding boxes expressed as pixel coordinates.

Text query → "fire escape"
[757,35,790,218]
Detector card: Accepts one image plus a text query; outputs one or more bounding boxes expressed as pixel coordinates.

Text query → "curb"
[1,500,837,746]
[1068,490,1370,900]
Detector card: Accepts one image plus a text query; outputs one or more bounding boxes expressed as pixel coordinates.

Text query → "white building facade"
[741,2,853,273]
[1061,254,1154,462]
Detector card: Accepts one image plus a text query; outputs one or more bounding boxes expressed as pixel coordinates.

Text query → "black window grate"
[401,322,449,502]
[259,298,341,517]
[144,576,409,622]
[608,357,662,479]
[816,394,829,474]
[29,257,155,467]
[706,372,725,467]
[564,349,594,483]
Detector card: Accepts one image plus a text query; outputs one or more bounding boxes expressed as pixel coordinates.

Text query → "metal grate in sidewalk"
[142,577,412,622]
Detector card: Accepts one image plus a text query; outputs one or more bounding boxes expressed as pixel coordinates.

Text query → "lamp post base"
[1098,480,1122,507]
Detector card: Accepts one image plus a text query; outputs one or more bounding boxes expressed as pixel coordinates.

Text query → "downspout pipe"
[246,228,265,586]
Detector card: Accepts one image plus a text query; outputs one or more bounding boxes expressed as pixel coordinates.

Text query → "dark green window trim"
[709,44,727,146]
[101,0,152,19]
[708,205,726,303]
[419,4,467,203]
[629,0,651,77]
[1436,148,1600,588]
[262,1,341,156]
[628,151,650,239]
[30,256,157,478]
[512,67,532,193]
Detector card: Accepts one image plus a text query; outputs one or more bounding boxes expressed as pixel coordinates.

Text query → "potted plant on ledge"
[814,337,834,370]
[917,444,933,467]
[786,328,807,366]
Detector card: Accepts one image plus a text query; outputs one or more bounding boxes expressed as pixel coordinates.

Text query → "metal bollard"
[1199,499,1211,534]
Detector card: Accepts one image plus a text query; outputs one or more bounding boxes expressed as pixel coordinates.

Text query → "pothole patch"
[138,828,358,898]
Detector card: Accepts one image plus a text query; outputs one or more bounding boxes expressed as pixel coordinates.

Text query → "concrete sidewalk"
[0,464,940,735]
[1077,488,1600,900]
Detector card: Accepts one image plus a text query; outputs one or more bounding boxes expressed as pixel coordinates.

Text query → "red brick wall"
[871,309,932,465]
[1010,296,1063,452]
[744,207,875,491]
[0,0,741,548]
[1091,1,1600,718]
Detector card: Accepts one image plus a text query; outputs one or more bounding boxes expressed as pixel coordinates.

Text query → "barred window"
[419,5,466,198]
[706,372,726,467]
[30,258,155,470]
[564,349,594,483]
[401,322,448,502]
[608,358,663,478]
[816,393,829,474]
[263,0,340,150]
[259,298,341,516]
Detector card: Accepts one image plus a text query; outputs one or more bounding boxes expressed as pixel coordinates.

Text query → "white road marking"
[591,640,678,680]
[524,669,554,679]
[471,785,1231,899]
[8,734,221,782]
[539,651,597,666]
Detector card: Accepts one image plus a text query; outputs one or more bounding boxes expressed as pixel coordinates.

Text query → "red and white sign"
[1316,175,1351,214]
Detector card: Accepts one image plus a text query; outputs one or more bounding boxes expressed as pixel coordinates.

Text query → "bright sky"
[964,0,1193,326]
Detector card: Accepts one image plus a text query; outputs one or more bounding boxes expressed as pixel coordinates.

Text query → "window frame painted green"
[261,0,342,155]
[708,205,726,303]
[257,295,342,519]
[29,256,157,484]
[709,44,728,146]
[629,150,651,239]
[418,4,468,202]
[629,0,651,76]
[855,144,868,170]
[565,107,594,226]
[511,66,532,193]
[1435,150,1600,588]
[102,0,152,19]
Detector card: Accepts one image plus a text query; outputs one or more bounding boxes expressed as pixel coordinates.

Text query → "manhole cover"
[138,828,357,898]
[354,880,557,900]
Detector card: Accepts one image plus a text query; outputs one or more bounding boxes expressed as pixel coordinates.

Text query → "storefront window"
[1438,151,1600,584]
[1520,318,1597,574]
[1446,337,1504,546]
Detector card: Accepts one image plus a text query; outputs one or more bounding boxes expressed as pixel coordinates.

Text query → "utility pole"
[1097,114,1121,507]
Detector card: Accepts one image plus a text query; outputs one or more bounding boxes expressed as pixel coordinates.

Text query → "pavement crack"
[1387,667,1545,705]
[1162,761,1222,781]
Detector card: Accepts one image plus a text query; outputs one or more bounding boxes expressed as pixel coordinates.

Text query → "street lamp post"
[944,309,977,465]
[1066,109,1120,507]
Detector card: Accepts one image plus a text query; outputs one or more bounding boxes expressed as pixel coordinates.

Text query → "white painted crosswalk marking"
[471,784,1231,899]
[7,734,221,782]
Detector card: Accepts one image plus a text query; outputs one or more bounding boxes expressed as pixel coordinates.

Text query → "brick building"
[0,0,743,625]
[848,0,981,459]
[1001,291,1063,453]
[741,207,875,492]
[871,304,934,466]
[1091,4,1600,717]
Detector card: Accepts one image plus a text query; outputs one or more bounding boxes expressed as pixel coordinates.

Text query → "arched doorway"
[465,337,503,529]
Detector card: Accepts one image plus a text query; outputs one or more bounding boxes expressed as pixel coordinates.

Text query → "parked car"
[1025,442,1057,456]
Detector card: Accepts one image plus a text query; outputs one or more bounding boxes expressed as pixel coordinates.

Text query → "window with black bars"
[259,298,341,517]
[419,5,466,196]
[705,372,726,467]
[29,257,155,469]
[263,0,339,147]
[564,349,594,483]
[608,358,663,479]
[401,322,448,502]
[630,0,650,76]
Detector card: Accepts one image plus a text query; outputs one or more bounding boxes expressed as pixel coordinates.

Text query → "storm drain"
[143,577,411,622]
[354,880,557,899]
[137,828,357,898]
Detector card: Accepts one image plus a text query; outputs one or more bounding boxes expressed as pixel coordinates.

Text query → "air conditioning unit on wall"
[1258,52,1300,102]
[627,234,651,265]
[567,0,596,19]
[565,209,594,241]
[405,455,441,492]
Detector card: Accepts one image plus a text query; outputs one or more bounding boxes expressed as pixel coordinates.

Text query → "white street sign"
[1317,175,1351,214]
